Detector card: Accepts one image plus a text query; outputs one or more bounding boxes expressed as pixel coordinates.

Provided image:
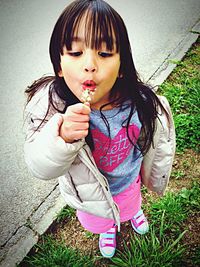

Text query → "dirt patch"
[183,212,200,249]
[181,212,200,266]
[173,150,200,172]
[52,217,99,256]
[171,149,200,190]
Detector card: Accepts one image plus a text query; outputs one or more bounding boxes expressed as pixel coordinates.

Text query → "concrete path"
[0,0,199,266]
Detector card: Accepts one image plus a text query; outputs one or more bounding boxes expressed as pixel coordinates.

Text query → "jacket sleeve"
[23,88,84,180]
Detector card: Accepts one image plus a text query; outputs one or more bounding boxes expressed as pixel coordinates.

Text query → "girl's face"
[58,15,121,110]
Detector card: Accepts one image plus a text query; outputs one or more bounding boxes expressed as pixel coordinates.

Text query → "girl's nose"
[84,66,96,72]
[84,51,98,73]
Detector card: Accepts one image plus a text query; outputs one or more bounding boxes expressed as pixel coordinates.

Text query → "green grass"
[153,182,200,238]
[178,181,200,211]
[20,236,95,267]
[56,206,76,223]
[149,192,187,233]
[147,182,200,234]
[111,219,186,267]
[158,37,200,152]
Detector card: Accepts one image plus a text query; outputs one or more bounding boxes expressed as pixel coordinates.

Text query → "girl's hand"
[59,103,91,143]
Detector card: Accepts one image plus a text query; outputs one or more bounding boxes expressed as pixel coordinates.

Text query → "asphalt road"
[0,0,199,266]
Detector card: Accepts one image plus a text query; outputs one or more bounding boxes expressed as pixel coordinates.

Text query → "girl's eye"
[68,52,83,57]
[98,52,113,58]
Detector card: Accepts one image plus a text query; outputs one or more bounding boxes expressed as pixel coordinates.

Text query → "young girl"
[24,0,174,258]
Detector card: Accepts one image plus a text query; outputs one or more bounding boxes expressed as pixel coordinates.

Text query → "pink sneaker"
[130,209,149,235]
[99,224,117,258]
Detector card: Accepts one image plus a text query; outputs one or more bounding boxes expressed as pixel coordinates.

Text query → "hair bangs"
[61,3,120,53]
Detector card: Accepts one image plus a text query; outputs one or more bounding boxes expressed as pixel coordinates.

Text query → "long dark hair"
[25,0,165,155]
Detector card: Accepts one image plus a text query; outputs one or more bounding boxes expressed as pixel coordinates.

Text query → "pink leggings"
[77,175,142,234]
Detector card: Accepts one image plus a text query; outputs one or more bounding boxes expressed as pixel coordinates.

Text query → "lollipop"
[81,80,96,104]
[81,89,94,103]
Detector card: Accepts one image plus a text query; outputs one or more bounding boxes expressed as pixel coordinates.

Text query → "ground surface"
[42,149,200,266]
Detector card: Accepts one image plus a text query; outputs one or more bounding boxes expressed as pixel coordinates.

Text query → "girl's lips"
[82,80,97,91]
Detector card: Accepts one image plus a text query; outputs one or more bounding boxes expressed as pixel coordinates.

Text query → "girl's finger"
[66,103,91,115]
[63,121,89,131]
[63,113,90,123]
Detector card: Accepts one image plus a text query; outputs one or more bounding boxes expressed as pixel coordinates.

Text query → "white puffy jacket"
[24,86,175,229]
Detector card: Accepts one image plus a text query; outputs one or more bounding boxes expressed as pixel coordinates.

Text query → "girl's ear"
[118,72,123,78]
[58,69,63,77]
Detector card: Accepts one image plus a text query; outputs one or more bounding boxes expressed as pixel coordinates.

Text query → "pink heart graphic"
[92,124,140,172]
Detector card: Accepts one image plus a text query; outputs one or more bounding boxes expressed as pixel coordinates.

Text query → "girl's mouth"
[82,80,96,91]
